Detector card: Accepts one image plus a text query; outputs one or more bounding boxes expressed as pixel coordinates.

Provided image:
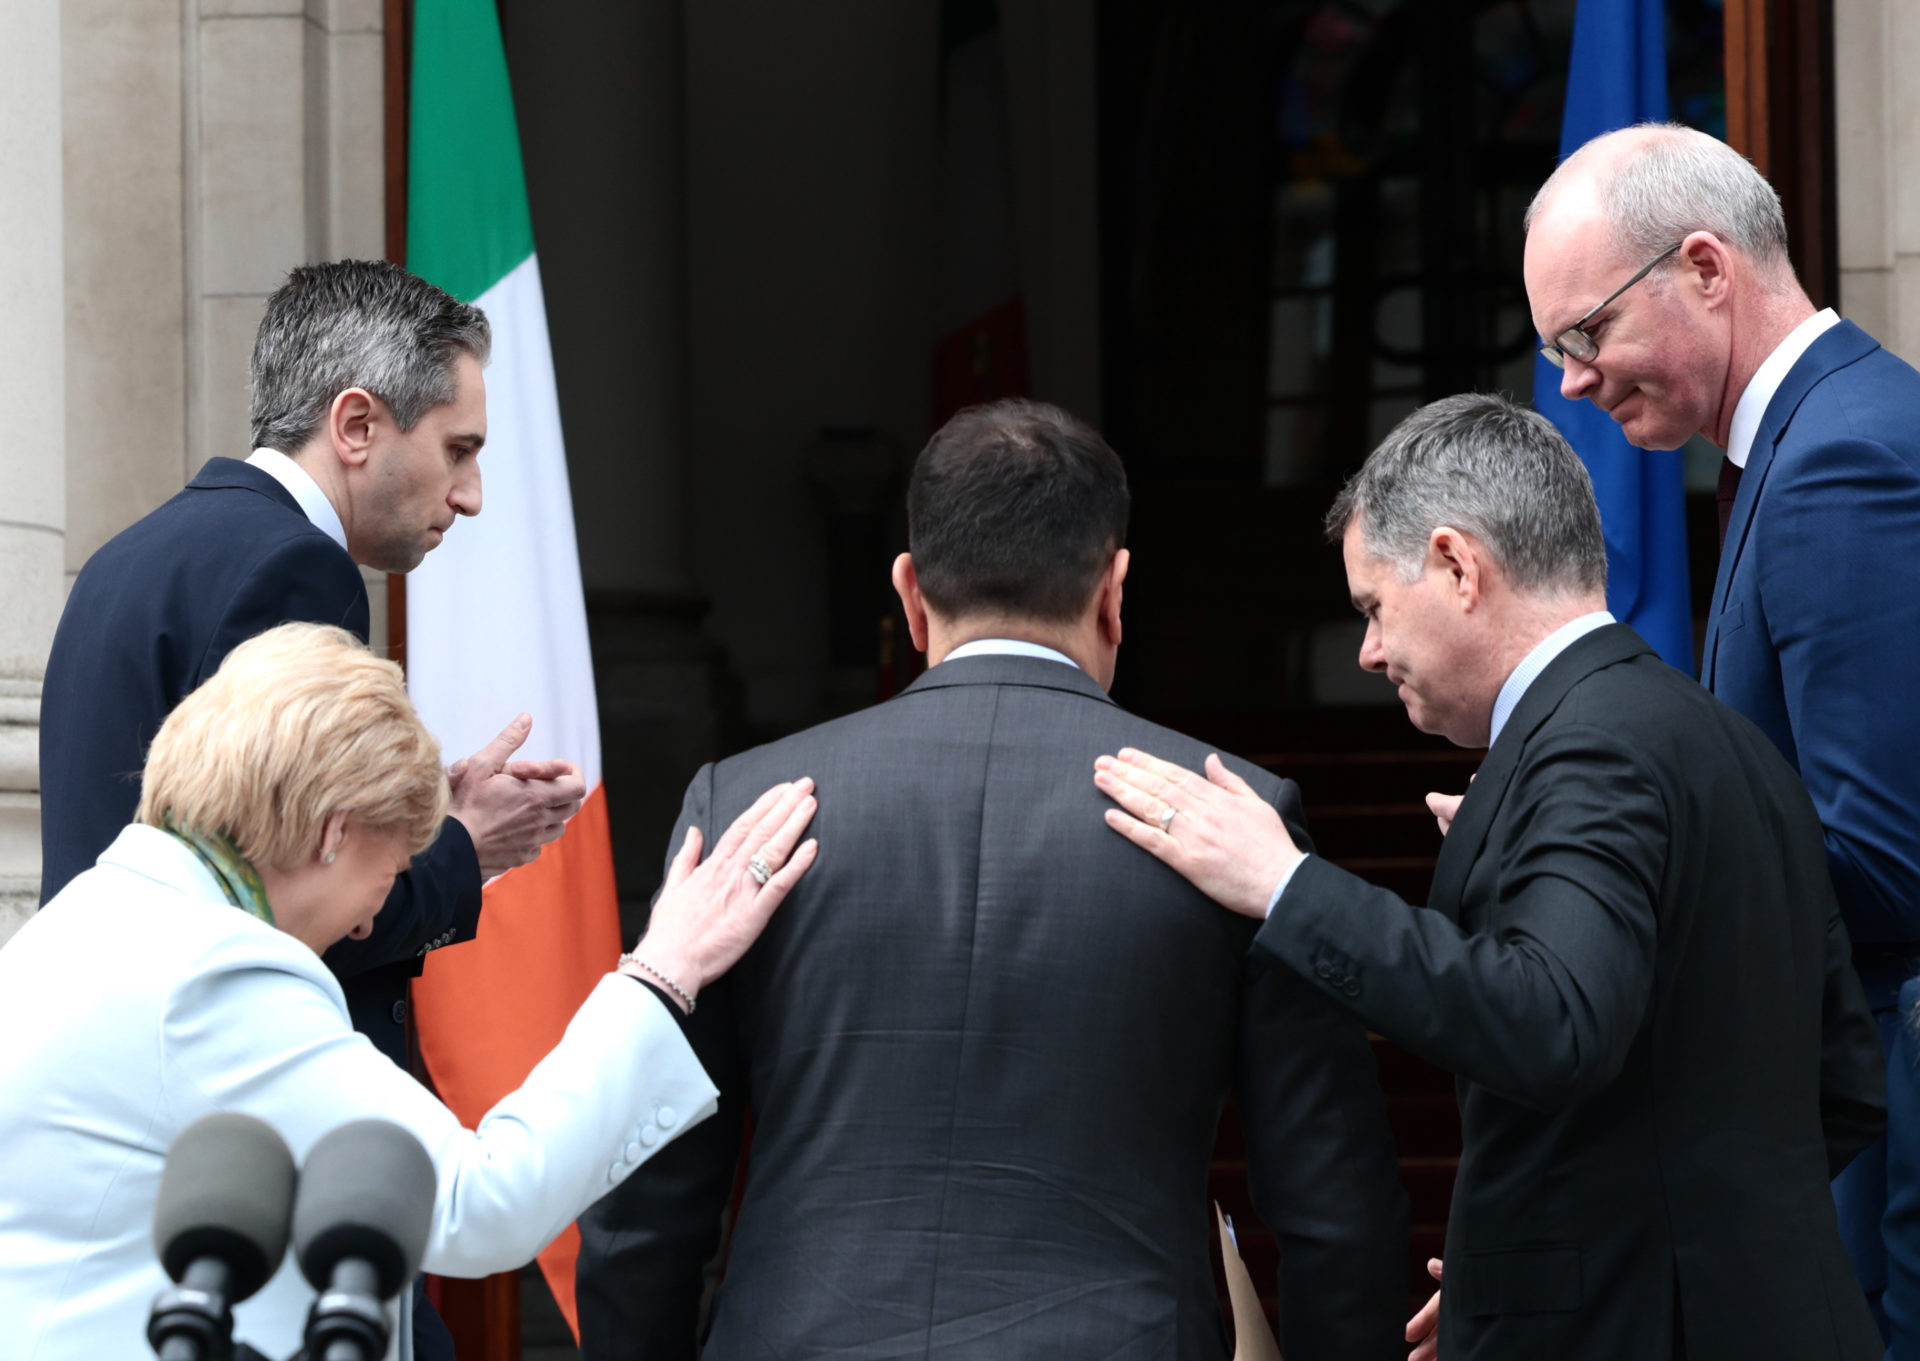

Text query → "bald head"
[1527,123,1793,286]
[1522,124,1816,451]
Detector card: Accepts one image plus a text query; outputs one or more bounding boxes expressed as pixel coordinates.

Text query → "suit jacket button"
[624,1141,643,1163]
[1315,960,1335,979]
[639,1125,661,1148]
[391,999,410,1025]
[656,1106,678,1130]
[1342,979,1360,997]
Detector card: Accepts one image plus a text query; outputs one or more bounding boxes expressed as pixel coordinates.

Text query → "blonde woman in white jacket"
[0,622,818,1361]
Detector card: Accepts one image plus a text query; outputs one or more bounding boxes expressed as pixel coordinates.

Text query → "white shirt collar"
[1725,308,1840,469]
[1487,611,1615,749]
[246,447,348,552]
[942,638,1080,670]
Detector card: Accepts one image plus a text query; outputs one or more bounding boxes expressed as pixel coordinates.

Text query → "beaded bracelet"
[619,952,696,1015]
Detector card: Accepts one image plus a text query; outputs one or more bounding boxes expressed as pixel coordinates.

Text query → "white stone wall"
[188,0,387,485]
[1836,0,1920,360]
[64,0,384,574]
[0,0,66,940]
[0,0,385,944]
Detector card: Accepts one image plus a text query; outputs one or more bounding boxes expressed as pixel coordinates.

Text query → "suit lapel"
[1424,625,1653,920]
[1701,321,1880,685]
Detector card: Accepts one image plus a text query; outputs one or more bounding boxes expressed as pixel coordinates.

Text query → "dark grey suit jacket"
[1258,625,1885,1361]
[578,654,1407,1361]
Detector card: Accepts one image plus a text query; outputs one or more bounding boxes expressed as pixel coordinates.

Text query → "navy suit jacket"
[38,457,482,1065]
[1703,321,1920,992]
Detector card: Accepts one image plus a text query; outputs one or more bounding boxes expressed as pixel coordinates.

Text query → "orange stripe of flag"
[414,782,623,1334]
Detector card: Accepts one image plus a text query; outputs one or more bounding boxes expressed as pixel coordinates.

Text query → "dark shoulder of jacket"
[1798,344,1920,452]
[77,472,327,580]
[1542,654,1707,784]
[1102,707,1290,805]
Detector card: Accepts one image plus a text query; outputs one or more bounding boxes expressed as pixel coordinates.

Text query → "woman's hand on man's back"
[627,779,819,1009]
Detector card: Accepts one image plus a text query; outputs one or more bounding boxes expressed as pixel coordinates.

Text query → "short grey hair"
[249,260,491,452]
[1325,393,1608,597]
[1525,122,1791,280]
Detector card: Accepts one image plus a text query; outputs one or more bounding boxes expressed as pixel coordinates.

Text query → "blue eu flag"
[1533,0,1694,671]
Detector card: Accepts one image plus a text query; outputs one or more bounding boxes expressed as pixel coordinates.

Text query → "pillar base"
[0,679,42,947]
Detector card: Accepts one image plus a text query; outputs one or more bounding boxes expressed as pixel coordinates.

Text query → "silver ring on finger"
[1157,806,1177,833]
[747,852,774,886]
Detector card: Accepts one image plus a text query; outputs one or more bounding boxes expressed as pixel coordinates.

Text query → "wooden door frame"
[384,0,409,672]
[1724,0,1838,308]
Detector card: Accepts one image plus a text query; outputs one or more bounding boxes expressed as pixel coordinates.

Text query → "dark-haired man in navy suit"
[38,260,587,1361]
[1524,122,1920,1338]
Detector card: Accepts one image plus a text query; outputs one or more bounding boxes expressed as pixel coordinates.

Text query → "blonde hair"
[136,622,448,871]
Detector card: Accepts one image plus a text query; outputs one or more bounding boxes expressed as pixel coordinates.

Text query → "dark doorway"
[1100,0,1727,724]
[1092,0,1730,1321]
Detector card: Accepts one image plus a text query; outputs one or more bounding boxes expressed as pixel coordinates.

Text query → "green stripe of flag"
[407,0,535,303]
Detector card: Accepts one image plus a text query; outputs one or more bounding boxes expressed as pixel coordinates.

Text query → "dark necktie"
[1717,456,1743,549]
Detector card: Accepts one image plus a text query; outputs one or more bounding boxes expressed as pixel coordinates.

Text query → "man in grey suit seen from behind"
[576,397,1408,1360]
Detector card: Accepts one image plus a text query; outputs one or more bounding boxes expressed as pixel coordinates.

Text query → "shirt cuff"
[1265,854,1310,918]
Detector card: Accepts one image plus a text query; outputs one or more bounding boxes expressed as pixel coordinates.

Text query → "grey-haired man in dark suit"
[1102,394,1885,1361]
[578,398,1408,1361]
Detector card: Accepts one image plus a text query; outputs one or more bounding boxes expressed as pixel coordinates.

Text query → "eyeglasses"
[1538,241,1683,369]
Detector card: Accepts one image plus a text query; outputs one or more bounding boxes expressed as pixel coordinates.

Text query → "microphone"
[148,1112,298,1361]
[292,1120,437,1361]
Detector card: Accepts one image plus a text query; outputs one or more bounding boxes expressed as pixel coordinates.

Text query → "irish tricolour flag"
[403,0,621,1330]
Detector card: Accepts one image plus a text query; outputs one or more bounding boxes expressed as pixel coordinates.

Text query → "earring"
[323,852,336,865]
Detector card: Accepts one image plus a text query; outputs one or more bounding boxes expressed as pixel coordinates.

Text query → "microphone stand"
[304,1259,391,1361]
[147,1258,235,1361]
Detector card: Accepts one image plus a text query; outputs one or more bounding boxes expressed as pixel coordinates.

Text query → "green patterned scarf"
[162,817,275,926]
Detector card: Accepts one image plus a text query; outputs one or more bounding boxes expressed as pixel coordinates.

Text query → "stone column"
[0,0,67,942]
[61,0,187,585]
[1836,0,1920,359]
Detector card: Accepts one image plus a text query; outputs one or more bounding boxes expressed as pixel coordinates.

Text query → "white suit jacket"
[0,824,718,1361]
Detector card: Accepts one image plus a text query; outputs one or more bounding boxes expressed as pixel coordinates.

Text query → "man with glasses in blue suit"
[1524,121,1920,1341]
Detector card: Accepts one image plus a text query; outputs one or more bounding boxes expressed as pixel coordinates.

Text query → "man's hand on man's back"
[447,714,588,880]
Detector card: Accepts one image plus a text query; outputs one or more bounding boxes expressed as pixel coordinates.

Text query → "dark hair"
[250,260,491,452]
[907,399,1130,623]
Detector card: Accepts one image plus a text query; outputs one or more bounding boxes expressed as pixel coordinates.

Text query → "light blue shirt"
[1263,609,1617,918]
[1486,610,1615,750]
[246,447,347,552]
[942,637,1080,669]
